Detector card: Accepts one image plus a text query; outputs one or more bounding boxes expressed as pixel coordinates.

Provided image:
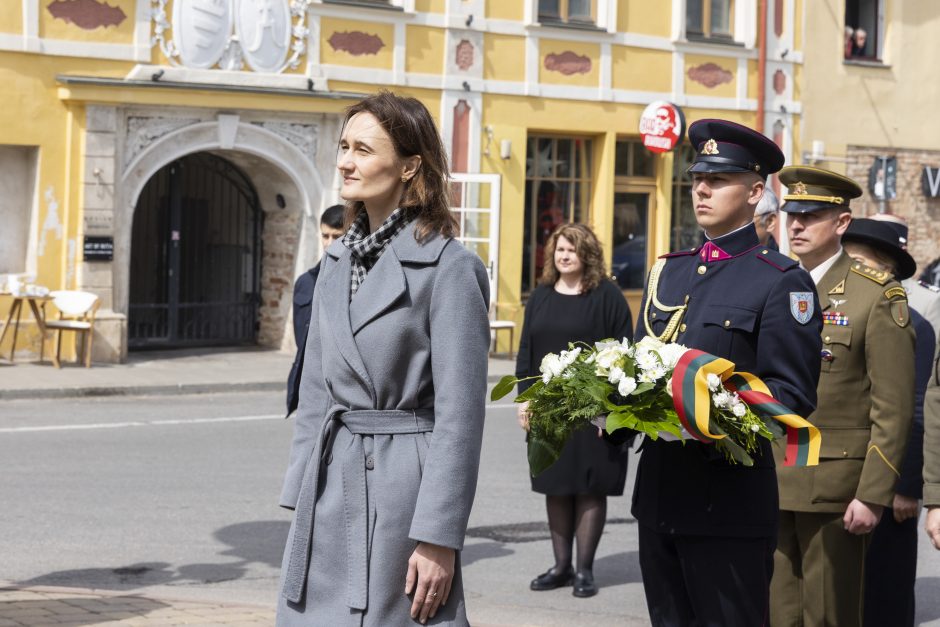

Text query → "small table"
[0,293,52,362]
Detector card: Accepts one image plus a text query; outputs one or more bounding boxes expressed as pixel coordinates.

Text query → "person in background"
[286,204,346,416]
[867,213,940,336]
[851,28,868,57]
[515,222,632,599]
[844,26,855,58]
[753,185,780,250]
[772,168,915,627]
[839,218,934,627]
[924,338,940,550]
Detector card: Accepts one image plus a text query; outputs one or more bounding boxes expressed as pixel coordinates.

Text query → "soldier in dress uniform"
[771,167,916,627]
[631,119,822,627]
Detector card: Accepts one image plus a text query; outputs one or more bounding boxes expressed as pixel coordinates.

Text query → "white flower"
[635,349,659,372]
[646,364,667,381]
[706,373,722,392]
[608,366,625,384]
[751,424,761,432]
[637,336,665,351]
[665,376,674,397]
[732,403,747,418]
[618,376,637,396]
[596,346,625,371]
[595,339,620,351]
[657,343,689,370]
[539,353,564,383]
[620,338,636,357]
[713,391,732,409]
[560,347,582,367]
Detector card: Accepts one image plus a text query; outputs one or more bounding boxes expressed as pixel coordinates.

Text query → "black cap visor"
[781,199,851,214]
[687,160,757,175]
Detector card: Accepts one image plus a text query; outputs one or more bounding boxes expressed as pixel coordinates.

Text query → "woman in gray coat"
[277,92,490,626]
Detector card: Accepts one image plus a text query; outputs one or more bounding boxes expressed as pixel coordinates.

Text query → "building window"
[523,136,593,294]
[612,140,656,291]
[686,0,734,40]
[669,143,700,252]
[845,0,882,61]
[538,0,595,26]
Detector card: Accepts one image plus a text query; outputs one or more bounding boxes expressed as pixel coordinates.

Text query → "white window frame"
[674,0,757,48]
[525,0,618,34]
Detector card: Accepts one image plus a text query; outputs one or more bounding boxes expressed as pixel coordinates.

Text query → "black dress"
[516,279,633,495]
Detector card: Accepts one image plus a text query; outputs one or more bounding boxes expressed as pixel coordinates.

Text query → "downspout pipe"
[757,0,768,134]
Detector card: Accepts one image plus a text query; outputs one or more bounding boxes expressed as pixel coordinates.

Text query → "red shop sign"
[639,101,686,153]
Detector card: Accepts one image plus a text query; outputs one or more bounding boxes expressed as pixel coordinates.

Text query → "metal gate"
[451,172,501,301]
[128,153,262,348]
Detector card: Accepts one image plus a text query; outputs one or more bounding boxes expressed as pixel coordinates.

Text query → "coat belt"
[283,405,435,607]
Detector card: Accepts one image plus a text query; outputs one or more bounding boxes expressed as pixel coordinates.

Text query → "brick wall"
[257,208,302,348]
[846,146,940,277]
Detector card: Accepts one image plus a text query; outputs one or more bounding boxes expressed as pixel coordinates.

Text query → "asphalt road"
[0,390,937,626]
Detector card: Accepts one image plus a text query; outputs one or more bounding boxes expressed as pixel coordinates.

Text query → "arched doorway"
[128,153,263,348]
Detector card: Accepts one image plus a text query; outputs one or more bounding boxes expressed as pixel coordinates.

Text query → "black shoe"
[529,566,574,591]
[572,571,597,598]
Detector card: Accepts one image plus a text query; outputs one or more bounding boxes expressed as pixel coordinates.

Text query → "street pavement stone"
[0,586,273,626]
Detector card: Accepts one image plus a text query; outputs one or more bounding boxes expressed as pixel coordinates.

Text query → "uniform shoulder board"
[659,247,698,259]
[850,263,890,285]
[919,280,940,293]
[755,248,798,272]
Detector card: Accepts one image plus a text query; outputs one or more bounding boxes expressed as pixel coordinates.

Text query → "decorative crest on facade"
[150,0,312,74]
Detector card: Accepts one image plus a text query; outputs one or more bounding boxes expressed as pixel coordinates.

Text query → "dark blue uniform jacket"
[286,263,320,415]
[632,223,822,538]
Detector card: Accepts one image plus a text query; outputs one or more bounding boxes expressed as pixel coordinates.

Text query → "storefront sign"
[639,101,686,153]
[83,236,114,261]
[923,166,940,198]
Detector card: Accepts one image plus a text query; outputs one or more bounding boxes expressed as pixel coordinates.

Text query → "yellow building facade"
[799,0,940,275]
[0,0,806,362]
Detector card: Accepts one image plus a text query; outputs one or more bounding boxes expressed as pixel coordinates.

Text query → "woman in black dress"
[516,223,632,598]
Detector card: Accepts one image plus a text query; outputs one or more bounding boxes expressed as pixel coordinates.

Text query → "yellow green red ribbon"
[670,349,821,467]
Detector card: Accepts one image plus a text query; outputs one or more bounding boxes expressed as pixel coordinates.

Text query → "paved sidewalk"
[0,348,516,400]
[0,585,272,626]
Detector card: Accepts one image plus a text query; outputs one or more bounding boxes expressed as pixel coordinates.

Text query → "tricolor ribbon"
[670,349,821,467]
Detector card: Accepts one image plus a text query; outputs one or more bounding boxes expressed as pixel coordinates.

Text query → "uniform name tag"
[790,292,814,325]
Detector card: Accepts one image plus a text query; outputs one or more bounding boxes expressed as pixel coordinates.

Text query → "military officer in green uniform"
[770,166,916,627]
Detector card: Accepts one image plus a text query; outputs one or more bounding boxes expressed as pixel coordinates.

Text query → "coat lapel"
[817,251,852,313]
[319,242,375,397]
[349,222,450,335]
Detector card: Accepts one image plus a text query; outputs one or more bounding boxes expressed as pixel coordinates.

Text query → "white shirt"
[802,247,843,286]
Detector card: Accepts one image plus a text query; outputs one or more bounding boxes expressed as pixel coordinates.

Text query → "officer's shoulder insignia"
[828,279,846,295]
[850,263,889,285]
[884,286,907,300]
[755,249,798,271]
[790,292,814,325]
[659,249,697,259]
[890,299,910,327]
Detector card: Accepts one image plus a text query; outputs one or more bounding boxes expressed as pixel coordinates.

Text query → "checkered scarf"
[342,208,409,299]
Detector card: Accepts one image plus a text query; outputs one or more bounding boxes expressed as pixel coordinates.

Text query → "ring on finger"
[427,591,438,598]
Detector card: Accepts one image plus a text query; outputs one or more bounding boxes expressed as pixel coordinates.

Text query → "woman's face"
[843,241,894,274]
[554,235,584,279]
[337,112,413,207]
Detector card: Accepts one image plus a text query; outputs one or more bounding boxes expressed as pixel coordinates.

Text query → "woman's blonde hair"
[539,223,608,293]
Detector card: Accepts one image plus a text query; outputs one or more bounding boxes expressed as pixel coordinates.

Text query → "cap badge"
[702,139,720,155]
[792,181,808,195]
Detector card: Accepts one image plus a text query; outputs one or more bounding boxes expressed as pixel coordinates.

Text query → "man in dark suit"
[631,120,822,626]
[286,204,345,415]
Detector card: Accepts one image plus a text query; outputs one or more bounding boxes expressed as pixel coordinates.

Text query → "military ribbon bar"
[671,349,821,467]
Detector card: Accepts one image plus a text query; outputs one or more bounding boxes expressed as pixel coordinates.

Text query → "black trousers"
[639,523,775,627]
[864,507,918,627]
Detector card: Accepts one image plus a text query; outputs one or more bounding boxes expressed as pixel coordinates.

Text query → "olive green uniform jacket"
[924,339,940,508]
[777,251,916,513]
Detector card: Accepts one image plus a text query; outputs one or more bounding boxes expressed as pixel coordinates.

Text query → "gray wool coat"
[277,220,491,627]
